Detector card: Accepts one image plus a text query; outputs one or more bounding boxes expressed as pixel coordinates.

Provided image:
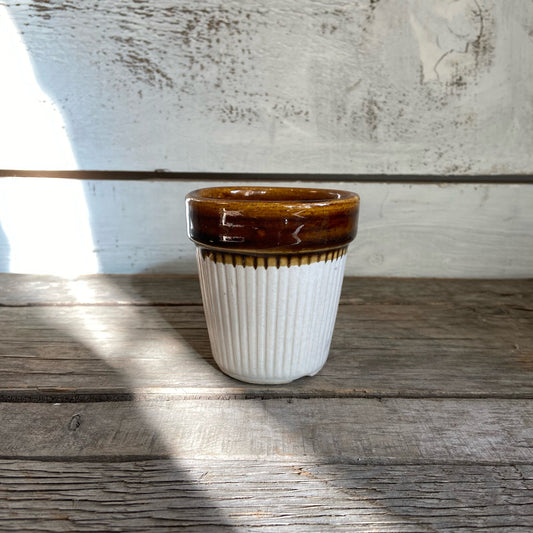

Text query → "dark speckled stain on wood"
[111,36,176,90]
[445,1,495,94]
[21,1,314,128]
[26,0,175,91]
[447,68,469,96]
[29,0,78,16]
[19,0,497,136]
[469,0,495,71]
[179,5,312,127]
[30,0,52,19]
[365,0,381,25]
[319,7,346,35]
[173,5,262,123]
[369,0,381,14]
[364,95,381,141]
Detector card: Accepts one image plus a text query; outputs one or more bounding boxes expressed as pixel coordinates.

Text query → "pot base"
[218,363,326,385]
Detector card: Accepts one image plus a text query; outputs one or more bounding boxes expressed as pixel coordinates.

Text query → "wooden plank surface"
[0,460,531,532]
[3,2,533,175]
[1,398,532,463]
[0,274,532,531]
[0,276,531,398]
[2,180,533,279]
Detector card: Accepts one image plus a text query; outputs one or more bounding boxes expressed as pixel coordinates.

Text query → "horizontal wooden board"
[3,2,533,174]
[0,279,531,398]
[1,179,532,278]
[0,459,531,532]
[1,398,533,464]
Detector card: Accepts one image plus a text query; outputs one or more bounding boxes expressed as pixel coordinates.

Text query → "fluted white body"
[196,249,347,384]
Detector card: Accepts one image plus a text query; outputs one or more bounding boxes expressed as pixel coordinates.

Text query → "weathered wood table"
[1,274,532,531]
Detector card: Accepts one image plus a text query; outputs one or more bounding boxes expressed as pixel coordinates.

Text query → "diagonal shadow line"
[0,3,236,526]
[0,276,237,530]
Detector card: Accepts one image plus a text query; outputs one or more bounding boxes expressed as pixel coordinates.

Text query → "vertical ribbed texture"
[196,248,347,384]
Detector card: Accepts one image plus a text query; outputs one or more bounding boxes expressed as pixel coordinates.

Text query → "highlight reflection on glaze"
[186,186,359,255]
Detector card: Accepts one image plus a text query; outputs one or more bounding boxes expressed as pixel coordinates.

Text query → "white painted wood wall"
[0,1,531,277]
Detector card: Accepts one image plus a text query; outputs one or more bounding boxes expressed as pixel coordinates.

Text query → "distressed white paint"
[2,0,533,174]
[0,178,531,278]
[197,249,346,384]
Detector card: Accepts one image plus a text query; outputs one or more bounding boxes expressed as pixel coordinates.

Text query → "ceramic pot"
[186,186,359,384]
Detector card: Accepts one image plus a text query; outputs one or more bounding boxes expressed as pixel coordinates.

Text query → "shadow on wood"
[0,278,236,531]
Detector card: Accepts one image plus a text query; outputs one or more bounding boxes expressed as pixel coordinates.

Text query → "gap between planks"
[0,456,531,468]
[1,274,532,307]
[1,389,533,403]
[0,301,203,308]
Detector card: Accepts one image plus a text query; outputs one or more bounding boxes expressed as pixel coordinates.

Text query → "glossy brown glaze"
[186,186,359,254]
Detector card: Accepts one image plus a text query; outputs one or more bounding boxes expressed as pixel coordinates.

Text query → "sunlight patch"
[0,5,77,169]
[0,178,99,276]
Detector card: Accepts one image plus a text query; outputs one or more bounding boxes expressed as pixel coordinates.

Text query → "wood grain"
[0,274,531,531]
[0,460,531,532]
[0,276,531,399]
[3,2,533,174]
[0,398,532,463]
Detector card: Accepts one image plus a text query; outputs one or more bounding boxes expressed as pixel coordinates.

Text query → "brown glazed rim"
[186,186,360,254]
